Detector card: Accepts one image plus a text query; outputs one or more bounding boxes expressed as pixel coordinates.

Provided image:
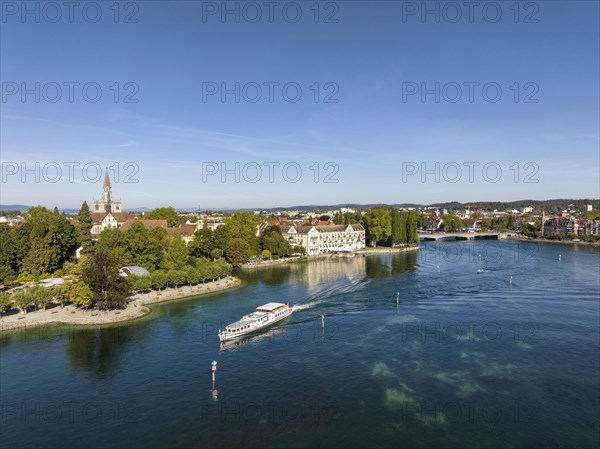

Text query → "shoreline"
[506,236,600,247]
[241,246,420,270]
[0,276,241,333]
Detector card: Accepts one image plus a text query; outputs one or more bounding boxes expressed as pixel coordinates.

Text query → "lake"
[1,241,599,449]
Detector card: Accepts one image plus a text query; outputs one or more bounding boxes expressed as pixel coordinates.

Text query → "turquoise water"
[1,241,599,448]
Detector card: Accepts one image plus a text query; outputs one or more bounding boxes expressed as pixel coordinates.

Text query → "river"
[1,241,598,448]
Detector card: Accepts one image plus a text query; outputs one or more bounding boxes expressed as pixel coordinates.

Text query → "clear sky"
[1,0,598,209]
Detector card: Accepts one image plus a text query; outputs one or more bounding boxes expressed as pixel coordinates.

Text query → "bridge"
[418,232,511,241]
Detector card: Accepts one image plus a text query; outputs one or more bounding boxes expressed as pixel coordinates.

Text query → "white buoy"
[559,254,562,261]
[321,315,325,329]
[396,292,399,304]
[509,276,513,285]
[211,360,217,386]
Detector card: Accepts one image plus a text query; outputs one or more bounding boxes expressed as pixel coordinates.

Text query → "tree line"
[361,208,420,247]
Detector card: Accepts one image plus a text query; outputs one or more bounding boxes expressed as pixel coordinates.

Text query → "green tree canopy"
[124,222,160,271]
[160,234,188,270]
[16,206,77,276]
[144,207,180,227]
[188,227,214,258]
[227,238,253,266]
[226,212,260,254]
[81,250,129,310]
[77,201,94,254]
[362,209,392,246]
[0,224,18,284]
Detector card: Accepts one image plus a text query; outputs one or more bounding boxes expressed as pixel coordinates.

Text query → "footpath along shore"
[0,276,241,333]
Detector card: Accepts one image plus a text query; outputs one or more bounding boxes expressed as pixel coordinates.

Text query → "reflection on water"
[218,318,291,353]
[66,326,144,377]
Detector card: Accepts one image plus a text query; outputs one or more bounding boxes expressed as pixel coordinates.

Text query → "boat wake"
[291,278,368,312]
[292,300,327,312]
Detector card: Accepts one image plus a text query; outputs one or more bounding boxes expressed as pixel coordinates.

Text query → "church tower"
[93,168,122,214]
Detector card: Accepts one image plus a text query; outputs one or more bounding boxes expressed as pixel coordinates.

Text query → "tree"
[481,218,493,232]
[362,209,392,246]
[29,285,53,310]
[188,228,213,258]
[124,222,160,271]
[0,224,18,284]
[292,245,306,255]
[262,249,272,260]
[210,248,223,260]
[0,291,13,316]
[151,270,168,290]
[144,207,180,227]
[160,234,188,270]
[262,229,292,256]
[212,225,233,253]
[81,250,129,309]
[16,207,77,276]
[226,212,260,254]
[167,269,187,288]
[128,275,152,292]
[184,266,200,285]
[440,214,463,232]
[12,290,33,314]
[53,284,69,308]
[227,238,253,266]
[67,280,94,309]
[407,210,419,243]
[390,208,409,245]
[77,201,94,254]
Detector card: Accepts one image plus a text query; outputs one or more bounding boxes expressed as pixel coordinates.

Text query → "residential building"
[281,223,366,256]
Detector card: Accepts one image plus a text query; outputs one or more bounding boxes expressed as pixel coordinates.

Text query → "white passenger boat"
[218,302,293,342]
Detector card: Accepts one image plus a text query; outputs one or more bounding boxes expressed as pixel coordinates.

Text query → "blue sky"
[1,0,598,209]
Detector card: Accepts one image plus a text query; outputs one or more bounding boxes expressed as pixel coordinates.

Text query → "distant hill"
[1,199,597,215]
[0,204,30,212]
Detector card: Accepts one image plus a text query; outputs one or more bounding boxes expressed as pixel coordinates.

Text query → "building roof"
[120,219,168,231]
[119,266,150,276]
[283,223,365,234]
[256,302,287,312]
[91,212,135,225]
[166,224,197,237]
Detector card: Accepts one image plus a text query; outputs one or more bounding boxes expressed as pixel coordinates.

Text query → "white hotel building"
[280,223,366,256]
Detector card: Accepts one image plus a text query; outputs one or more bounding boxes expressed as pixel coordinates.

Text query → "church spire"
[103,168,112,189]
[101,168,112,208]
